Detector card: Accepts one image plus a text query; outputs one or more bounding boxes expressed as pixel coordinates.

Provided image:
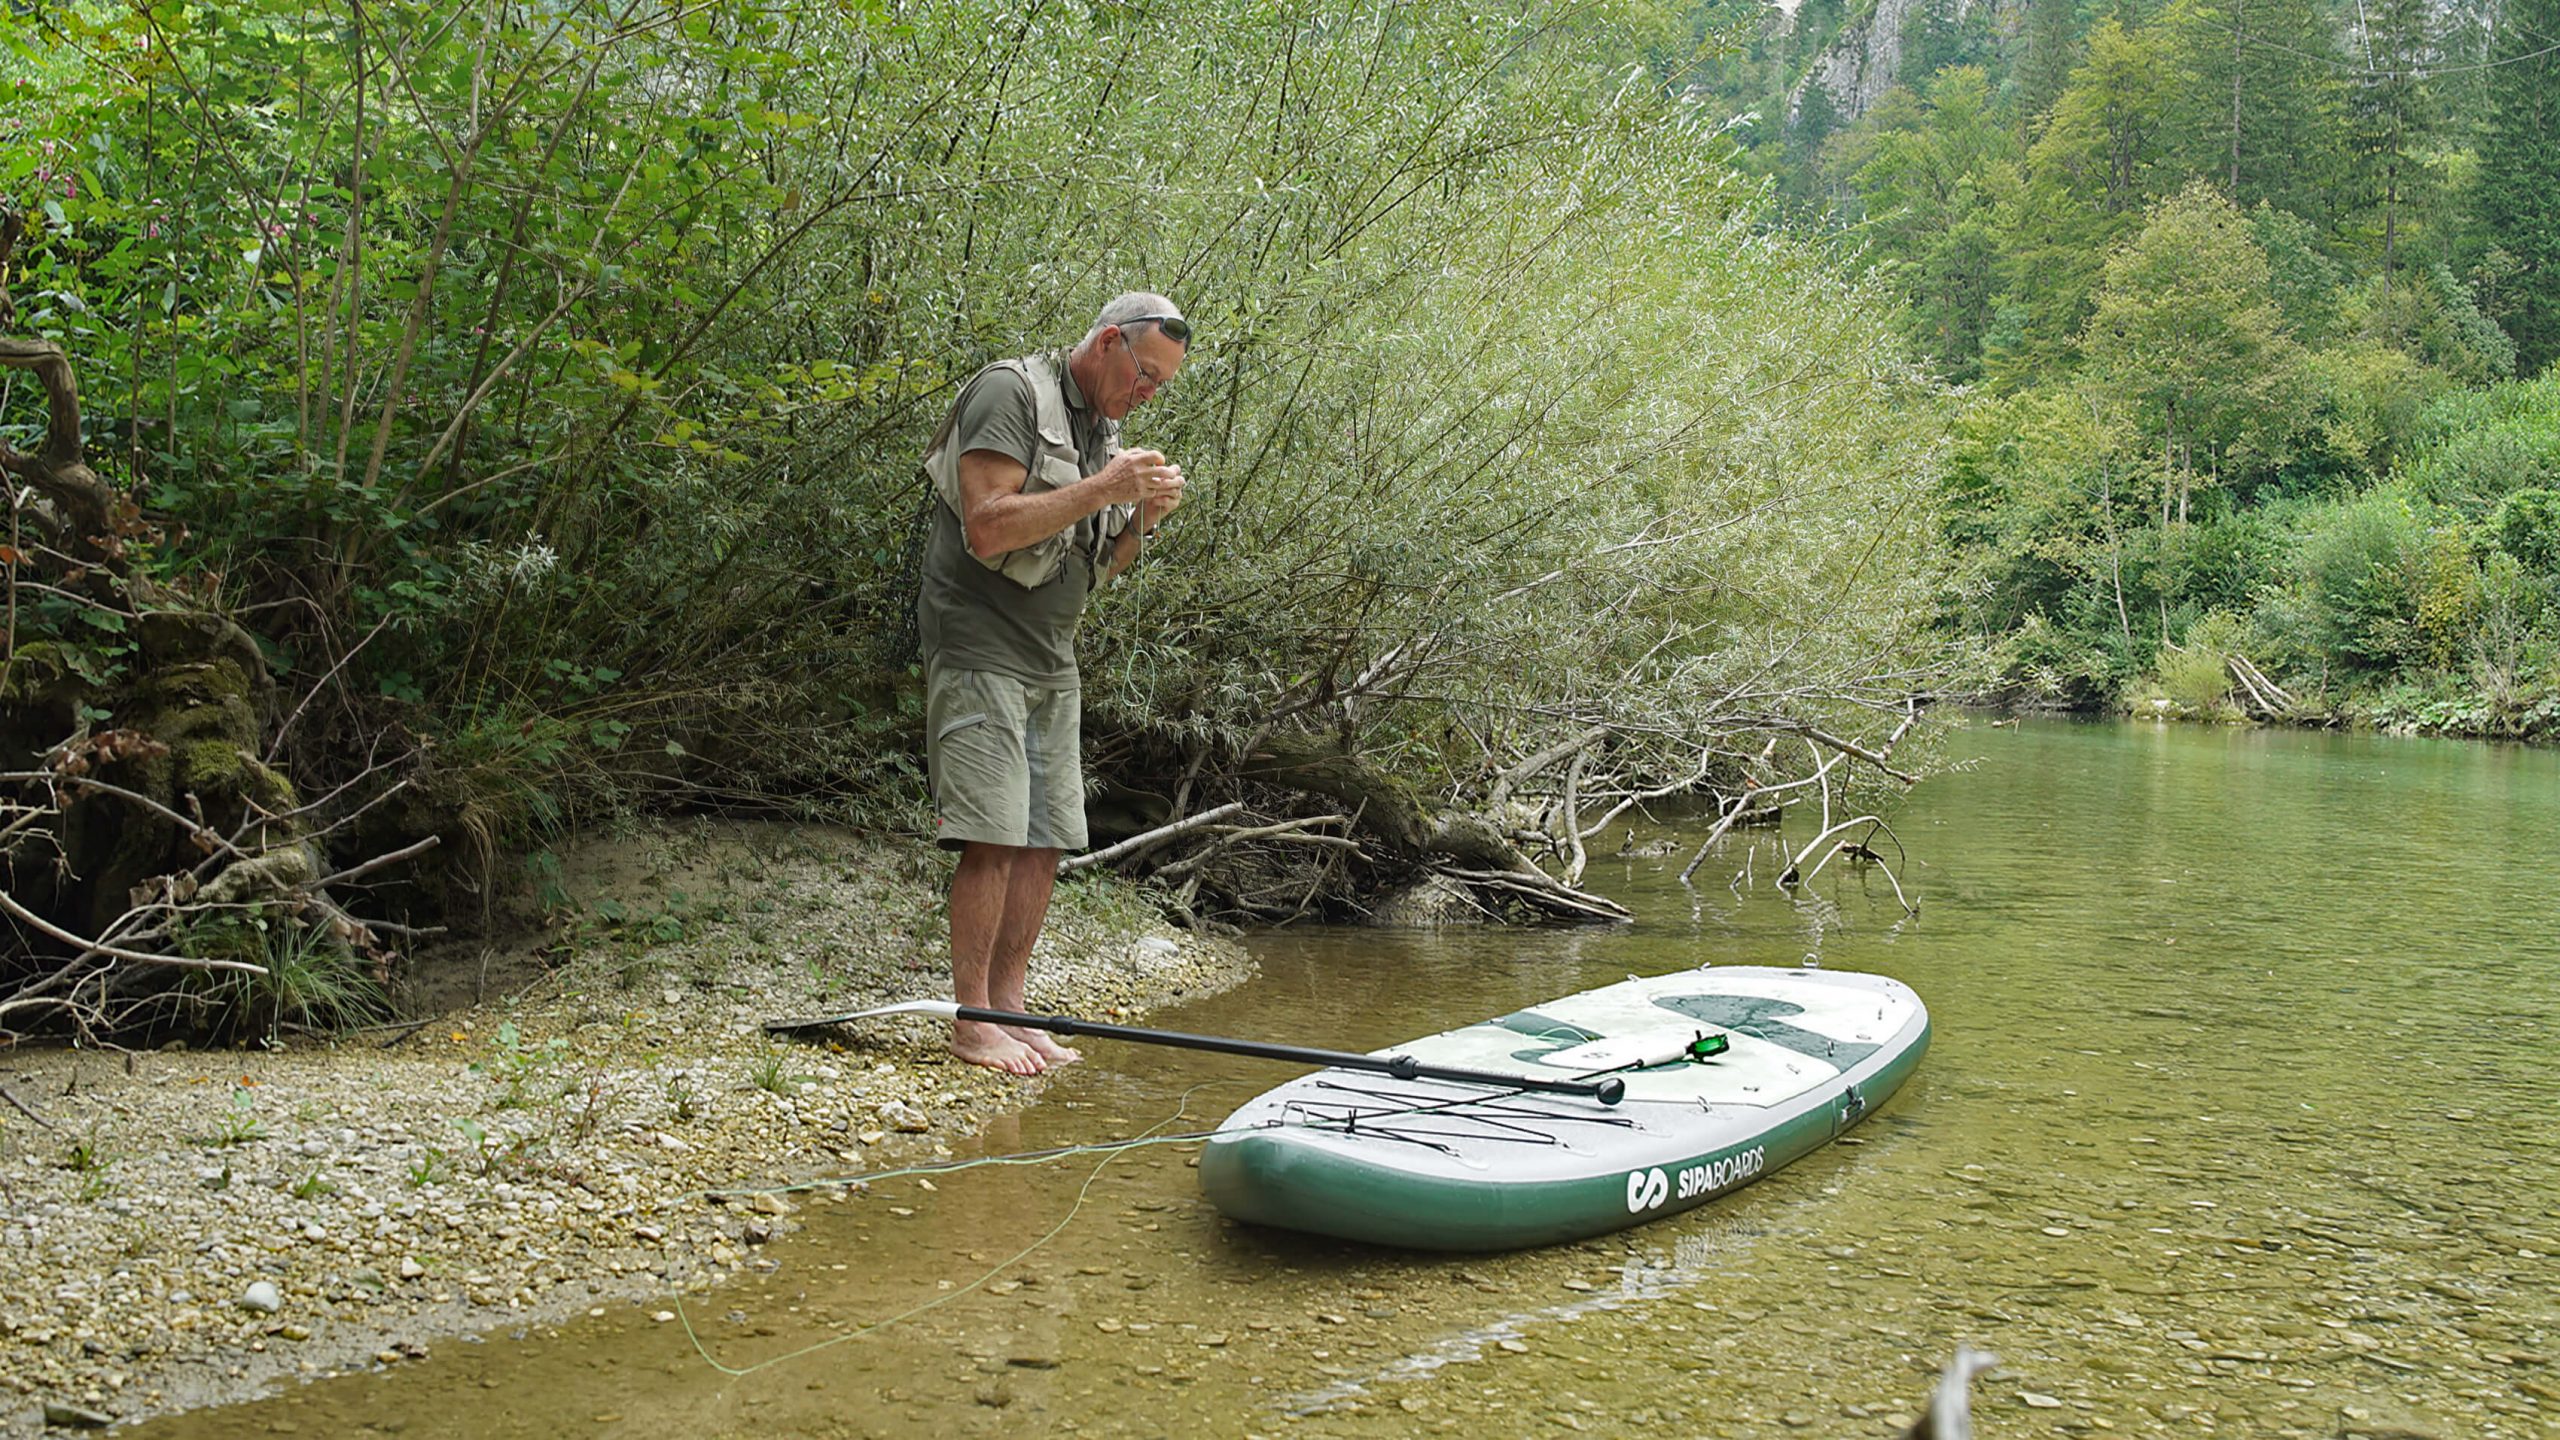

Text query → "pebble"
[239,1281,282,1315]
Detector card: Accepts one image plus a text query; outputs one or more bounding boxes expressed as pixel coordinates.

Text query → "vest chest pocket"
[990,451,1085,589]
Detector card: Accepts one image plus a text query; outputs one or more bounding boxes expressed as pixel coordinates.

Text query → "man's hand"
[1101,447,1186,522]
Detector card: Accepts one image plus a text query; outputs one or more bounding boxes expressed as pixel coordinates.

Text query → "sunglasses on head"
[1120,313,1192,344]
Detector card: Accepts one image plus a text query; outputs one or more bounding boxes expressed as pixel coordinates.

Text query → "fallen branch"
[1678,751,1842,883]
[311,833,441,889]
[1059,801,1247,874]
[1779,815,1918,915]
[1437,866,1633,921]
[1486,723,1608,810]
[1154,815,1363,880]
[0,887,270,974]
[2227,653,2294,716]
[1737,712,1923,785]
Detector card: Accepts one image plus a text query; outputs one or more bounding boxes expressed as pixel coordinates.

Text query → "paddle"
[765,1000,1627,1106]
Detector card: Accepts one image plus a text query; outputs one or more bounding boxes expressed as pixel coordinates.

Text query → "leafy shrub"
[2485,488,2560,573]
[2283,487,2433,673]
[2399,371,2560,511]
[2134,610,2246,717]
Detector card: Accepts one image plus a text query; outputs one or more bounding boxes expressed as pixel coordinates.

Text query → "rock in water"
[42,1401,114,1429]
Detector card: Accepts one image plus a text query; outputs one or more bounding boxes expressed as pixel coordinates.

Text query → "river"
[135,716,2560,1437]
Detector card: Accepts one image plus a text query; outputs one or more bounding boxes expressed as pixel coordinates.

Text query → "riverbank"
[0,821,1252,1435]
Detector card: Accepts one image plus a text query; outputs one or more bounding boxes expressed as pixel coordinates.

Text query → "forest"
[1,1,1959,1034]
[1695,0,2560,732]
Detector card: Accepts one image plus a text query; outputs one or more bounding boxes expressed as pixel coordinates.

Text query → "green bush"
[2399,371,2560,512]
[2283,487,2433,674]
[2485,488,2560,573]
[2133,610,2246,717]
[4,0,1965,878]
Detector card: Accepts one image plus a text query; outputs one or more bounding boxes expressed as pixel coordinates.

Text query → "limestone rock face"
[1787,0,2026,129]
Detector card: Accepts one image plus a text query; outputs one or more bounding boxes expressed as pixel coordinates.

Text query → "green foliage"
[1681,0,2560,737]
[472,1020,570,1111]
[2485,489,2560,573]
[745,1050,803,1096]
[2138,610,2249,717]
[196,1088,266,1149]
[3,0,1964,878]
[2301,339,2445,478]
[2080,181,2307,502]
[2157,0,2344,222]
[2283,486,2435,673]
[2399,371,2560,511]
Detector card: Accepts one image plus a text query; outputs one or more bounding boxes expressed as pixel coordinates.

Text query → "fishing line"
[670,1085,1213,1377]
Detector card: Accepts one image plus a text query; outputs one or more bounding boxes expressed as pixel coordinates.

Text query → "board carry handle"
[769,999,1625,1106]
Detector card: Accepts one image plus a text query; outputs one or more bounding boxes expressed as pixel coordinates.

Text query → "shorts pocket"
[934,711,990,742]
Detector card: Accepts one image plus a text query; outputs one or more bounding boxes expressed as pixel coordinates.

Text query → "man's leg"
[984,847,1078,1064]
[949,842,1045,1075]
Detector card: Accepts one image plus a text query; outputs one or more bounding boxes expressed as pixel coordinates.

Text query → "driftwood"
[1063,734,1635,925]
[1058,801,1246,874]
[2226,653,2296,717]
[1675,700,1927,913]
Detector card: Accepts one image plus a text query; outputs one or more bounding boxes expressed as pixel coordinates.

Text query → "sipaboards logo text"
[1625,1147,1766,1213]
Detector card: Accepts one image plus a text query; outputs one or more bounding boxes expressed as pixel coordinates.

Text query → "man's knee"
[958,840,1043,875]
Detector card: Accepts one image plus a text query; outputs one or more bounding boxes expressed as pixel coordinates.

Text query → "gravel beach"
[0,821,1251,1435]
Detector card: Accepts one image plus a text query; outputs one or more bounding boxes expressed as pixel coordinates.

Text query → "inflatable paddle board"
[1198,965,1927,1251]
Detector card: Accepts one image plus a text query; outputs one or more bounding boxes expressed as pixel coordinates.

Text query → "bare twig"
[310,833,441,889]
[266,613,392,762]
[1485,723,1608,811]
[0,1081,57,1130]
[0,887,269,974]
[1437,866,1632,921]
[1678,751,1842,883]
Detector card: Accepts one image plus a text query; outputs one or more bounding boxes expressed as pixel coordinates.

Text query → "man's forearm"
[963,472,1116,560]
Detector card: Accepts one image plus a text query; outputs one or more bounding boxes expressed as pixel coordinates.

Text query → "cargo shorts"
[924,664,1088,851]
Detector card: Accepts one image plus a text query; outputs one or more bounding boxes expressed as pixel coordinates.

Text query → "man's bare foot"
[952,1020,1045,1076]
[1009,1027,1081,1066]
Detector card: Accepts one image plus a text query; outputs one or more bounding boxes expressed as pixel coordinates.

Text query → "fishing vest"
[919,351,1129,591]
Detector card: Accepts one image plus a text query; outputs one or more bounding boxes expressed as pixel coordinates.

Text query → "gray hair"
[1086,291,1186,344]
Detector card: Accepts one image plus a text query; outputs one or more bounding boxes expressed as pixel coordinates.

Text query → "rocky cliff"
[1786,0,2027,128]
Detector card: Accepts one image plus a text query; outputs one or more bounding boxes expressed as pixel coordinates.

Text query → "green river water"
[142,717,2560,1438]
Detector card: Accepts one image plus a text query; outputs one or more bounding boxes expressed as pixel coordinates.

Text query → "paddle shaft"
[952,1004,1625,1106]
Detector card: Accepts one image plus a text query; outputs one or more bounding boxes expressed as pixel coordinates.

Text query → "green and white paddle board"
[1198,965,1927,1251]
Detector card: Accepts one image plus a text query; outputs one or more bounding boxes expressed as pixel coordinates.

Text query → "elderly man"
[916,293,1191,1074]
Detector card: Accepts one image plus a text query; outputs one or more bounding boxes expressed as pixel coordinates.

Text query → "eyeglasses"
[1119,331,1171,388]
[1118,313,1192,344]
